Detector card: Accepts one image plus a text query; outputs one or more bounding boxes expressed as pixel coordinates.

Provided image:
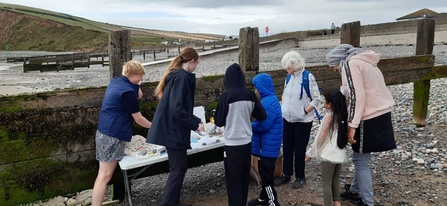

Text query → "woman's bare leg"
[92,161,118,206]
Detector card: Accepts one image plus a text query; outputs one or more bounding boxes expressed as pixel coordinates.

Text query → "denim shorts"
[95,130,126,162]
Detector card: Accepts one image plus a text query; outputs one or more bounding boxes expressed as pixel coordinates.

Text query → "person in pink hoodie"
[326,44,396,206]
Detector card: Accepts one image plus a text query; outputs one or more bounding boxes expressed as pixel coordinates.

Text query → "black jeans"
[282,119,312,179]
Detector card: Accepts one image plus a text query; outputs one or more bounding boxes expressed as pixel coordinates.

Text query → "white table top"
[119,136,225,170]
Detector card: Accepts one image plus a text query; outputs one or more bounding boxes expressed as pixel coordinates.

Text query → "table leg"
[122,170,133,206]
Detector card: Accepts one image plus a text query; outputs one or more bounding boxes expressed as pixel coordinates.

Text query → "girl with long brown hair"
[146,47,204,206]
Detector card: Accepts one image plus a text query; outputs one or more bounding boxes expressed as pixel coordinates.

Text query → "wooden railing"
[16,41,238,72]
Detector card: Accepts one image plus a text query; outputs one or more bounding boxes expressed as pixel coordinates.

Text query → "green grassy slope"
[6,16,108,51]
[0,2,114,32]
[0,2,223,51]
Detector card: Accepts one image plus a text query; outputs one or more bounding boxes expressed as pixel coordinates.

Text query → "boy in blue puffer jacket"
[248,73,283,206]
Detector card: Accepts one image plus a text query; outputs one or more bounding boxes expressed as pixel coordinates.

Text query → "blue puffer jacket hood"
[251,73,283,158]
[252,73,275,99]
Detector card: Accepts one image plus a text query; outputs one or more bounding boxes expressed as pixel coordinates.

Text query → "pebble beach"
[3,42,447,206]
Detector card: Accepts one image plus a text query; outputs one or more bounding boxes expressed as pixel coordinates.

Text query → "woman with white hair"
[326,44,396,206]
[274,51,322,189]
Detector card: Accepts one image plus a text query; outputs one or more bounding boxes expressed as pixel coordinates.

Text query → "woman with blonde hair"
[92,60,152,206]
[146,47,204,206]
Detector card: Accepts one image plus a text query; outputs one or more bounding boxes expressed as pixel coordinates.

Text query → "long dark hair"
[323,88,348,149]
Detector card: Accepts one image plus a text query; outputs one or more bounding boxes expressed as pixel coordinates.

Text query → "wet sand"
[0,85,48,95]
[0,62,43,95]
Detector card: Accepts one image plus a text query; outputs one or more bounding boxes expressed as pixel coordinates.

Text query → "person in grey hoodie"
[326,44,396,206]
[214,63,267,206]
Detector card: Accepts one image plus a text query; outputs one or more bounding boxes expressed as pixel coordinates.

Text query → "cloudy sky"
[2,0,447,35]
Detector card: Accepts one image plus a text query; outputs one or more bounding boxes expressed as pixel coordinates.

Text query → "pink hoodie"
[341,50,395,128]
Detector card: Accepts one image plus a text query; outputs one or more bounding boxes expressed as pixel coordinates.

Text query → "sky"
[1,0,447,36]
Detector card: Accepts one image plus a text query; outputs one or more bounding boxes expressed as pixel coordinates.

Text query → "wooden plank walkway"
[23,52,109,72]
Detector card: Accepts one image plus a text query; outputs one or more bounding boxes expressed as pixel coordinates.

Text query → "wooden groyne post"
[239,27,259,72]
[106,29,133,200]
[109,30,131,78]
[413,18,435,127]
[341,21,361,47]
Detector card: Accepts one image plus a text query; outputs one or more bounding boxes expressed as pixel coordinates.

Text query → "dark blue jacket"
[251,73,283,158]
[97,76,137,141]
[146,69,201,149]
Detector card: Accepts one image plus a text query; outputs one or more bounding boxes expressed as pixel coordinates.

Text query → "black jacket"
[146,69,201,149]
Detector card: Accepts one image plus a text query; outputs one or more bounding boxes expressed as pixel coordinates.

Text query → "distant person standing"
[326,44,396,206]
[214,63,267,206]
[146,47,204,206]
[331,23,336,35]
[92,60,152,206]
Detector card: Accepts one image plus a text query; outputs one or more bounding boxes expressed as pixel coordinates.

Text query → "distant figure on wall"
[331,23,336,35]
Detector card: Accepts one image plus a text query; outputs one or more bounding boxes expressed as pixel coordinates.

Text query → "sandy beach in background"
[0,51,75,96]
[0,62,18,70]
[0,62,48,95]
[0,85,47,95]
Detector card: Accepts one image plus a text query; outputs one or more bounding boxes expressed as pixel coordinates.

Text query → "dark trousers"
[258,156,280,206]
[161,148,188,206]
[282,119,312,179]
[224,143,252,206]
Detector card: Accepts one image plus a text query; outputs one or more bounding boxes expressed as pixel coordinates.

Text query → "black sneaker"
[340,184,360,201]
[273,174,291,186]
[247,198,268,206]
[292,178,306,189]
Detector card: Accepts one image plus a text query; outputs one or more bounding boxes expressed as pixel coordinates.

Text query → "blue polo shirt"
[97,76,139,141]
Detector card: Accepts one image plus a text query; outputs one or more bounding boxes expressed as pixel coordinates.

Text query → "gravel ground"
[107,79,447,206]
[5,42,447,206]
